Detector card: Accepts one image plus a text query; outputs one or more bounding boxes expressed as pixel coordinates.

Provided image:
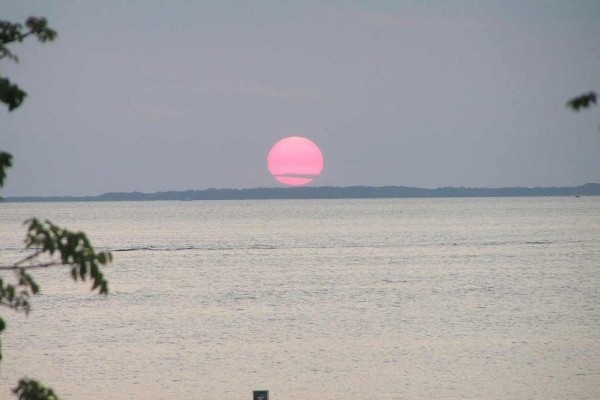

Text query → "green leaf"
[0,76,26,111]
[566,91,597,111]
[12,378,61,400]
[0,151,12,187]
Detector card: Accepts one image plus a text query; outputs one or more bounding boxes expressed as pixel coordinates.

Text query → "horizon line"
[2,183,599,202]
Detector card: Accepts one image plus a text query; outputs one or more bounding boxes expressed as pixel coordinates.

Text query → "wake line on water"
[0,237,590,255]
[110,243,384,252]
[112,244,279,252]
[0,239,578,253]
[109,239,564,253]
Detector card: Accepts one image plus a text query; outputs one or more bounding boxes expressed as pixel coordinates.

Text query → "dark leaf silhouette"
[566,91,597,111]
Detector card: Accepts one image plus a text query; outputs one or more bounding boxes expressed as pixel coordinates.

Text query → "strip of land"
[2,183,600,202]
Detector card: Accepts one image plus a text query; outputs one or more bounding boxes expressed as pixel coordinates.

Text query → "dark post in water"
[253,390,269,400]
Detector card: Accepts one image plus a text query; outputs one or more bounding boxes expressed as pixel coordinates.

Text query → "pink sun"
[267,136,324,186]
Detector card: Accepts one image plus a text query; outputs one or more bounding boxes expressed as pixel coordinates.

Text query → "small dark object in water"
[254,390,269,400]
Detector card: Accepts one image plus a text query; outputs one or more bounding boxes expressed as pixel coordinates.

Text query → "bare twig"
[0,261,61,270]
[11,250,43,267]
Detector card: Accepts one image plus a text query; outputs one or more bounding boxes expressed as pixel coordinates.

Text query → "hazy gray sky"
[2,1,599,196]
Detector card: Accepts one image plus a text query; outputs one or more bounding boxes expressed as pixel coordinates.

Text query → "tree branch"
[0,261,61,271]
[11,250,43,267]
[0,30,33,46]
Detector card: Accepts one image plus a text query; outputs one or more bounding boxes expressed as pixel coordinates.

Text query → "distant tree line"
[3,183,600,202]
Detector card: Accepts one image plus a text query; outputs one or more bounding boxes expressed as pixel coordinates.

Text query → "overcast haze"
[2,1,599,196]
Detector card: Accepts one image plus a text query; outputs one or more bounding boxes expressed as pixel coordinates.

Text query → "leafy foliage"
[566,91,597,111]
[0,219,112,395]
[1,17,57,196]
[12,379,61,400]
[0,17,57,112]
[23,218,111,294]
[0,221,112,397]
[0,151,11,188]
[1,17,111,400]
[0,268,39,315]
[0,77,26,111]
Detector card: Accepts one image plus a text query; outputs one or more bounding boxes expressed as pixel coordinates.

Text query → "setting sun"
[267,136,324,186]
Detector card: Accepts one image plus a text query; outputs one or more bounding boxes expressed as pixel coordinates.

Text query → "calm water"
[0,198,599,399]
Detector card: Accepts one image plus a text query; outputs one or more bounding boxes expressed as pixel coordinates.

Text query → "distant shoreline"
[2,183,600,202]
